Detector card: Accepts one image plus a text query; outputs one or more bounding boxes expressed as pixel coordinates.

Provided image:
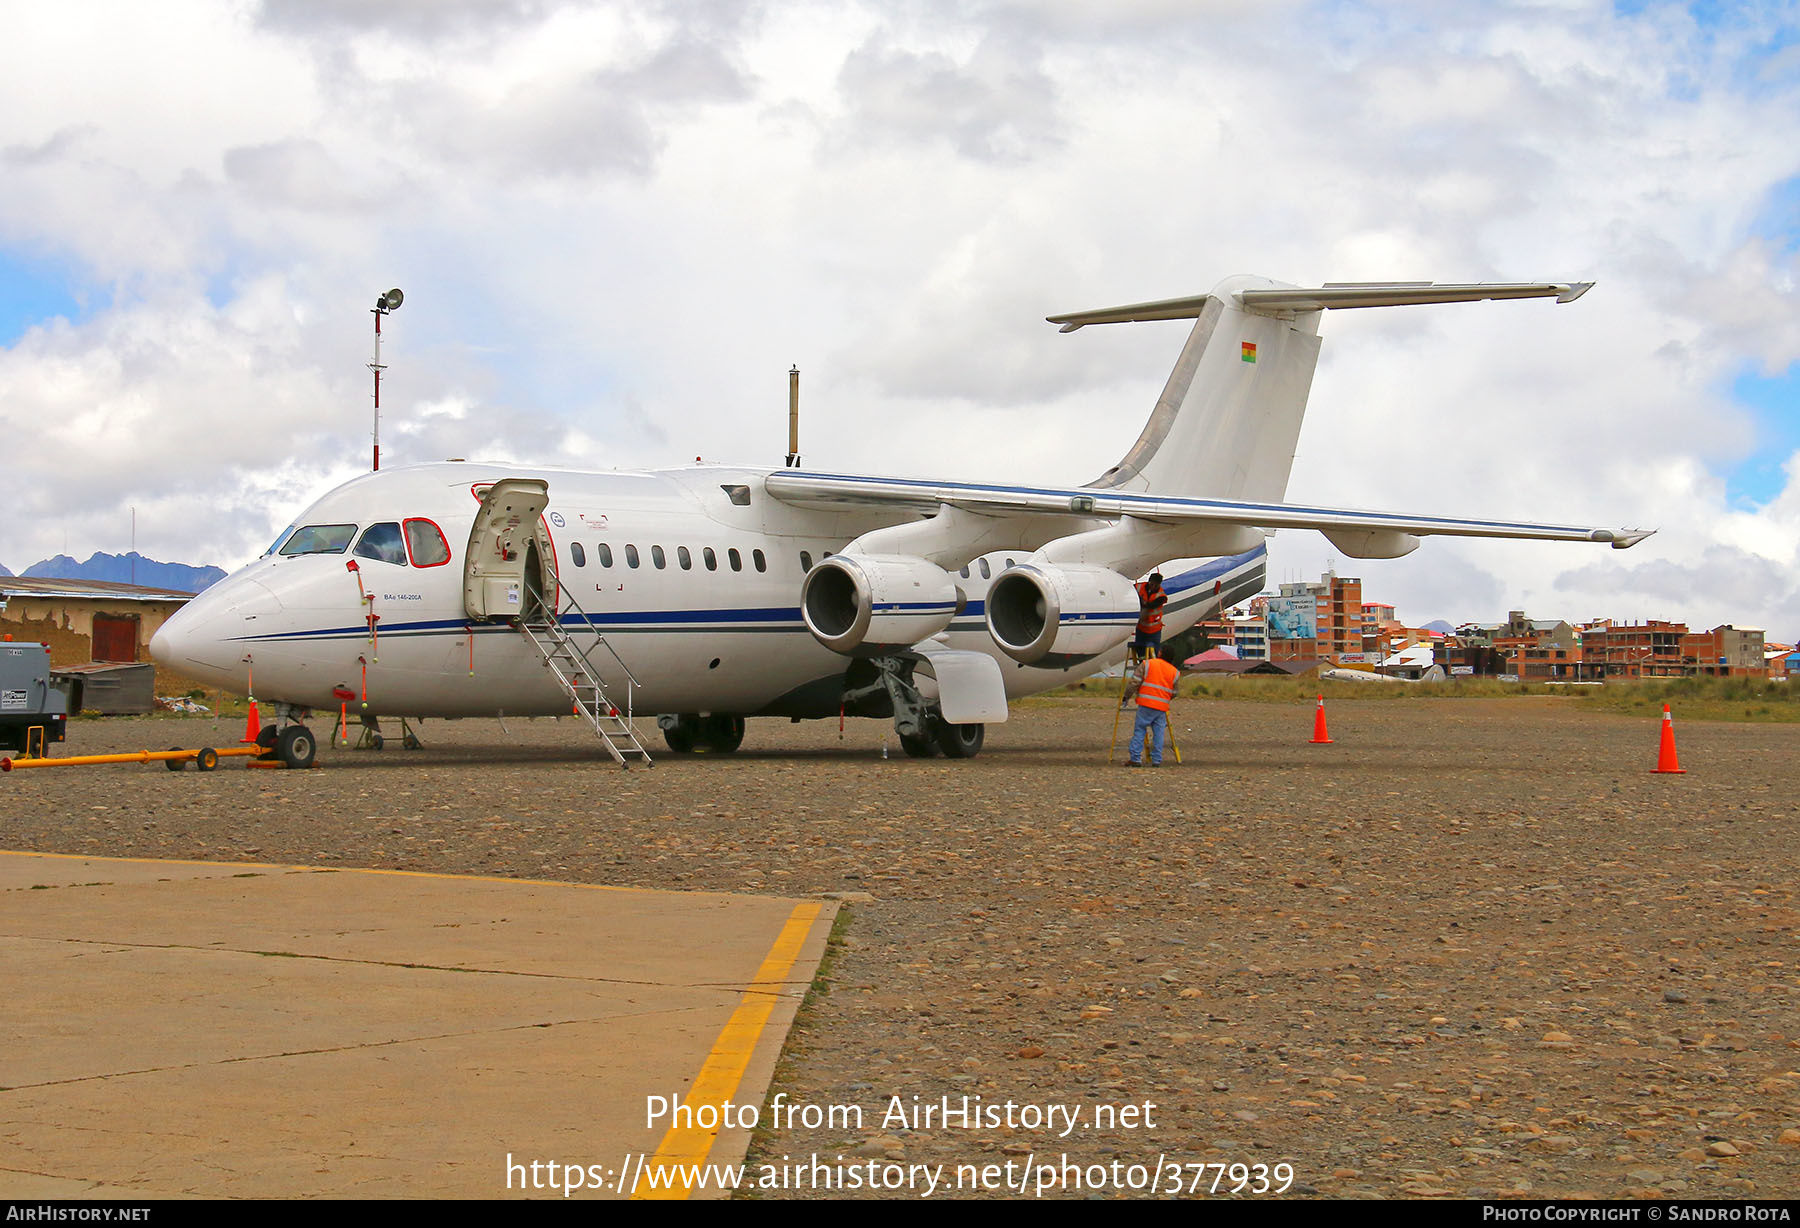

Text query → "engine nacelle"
[801,553,961,655]
[985,563,1140,666]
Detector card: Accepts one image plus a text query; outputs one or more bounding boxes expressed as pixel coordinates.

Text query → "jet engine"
[985,563,1140,666]
[801,554,961,655]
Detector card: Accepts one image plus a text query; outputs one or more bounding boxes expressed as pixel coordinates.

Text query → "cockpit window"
[404,519,451,568]
[353,523,408,565]
[278,524,357,557]
[264,526,297,557]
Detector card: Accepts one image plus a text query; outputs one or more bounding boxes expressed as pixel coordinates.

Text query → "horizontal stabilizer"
[1048,294,1212,331]
[1048,280,1591,329]
[1240,281,1593,311]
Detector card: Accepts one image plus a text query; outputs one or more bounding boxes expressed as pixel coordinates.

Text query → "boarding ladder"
[514,593,653,769]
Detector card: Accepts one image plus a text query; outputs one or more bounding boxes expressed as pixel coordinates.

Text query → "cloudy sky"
[2,0,1796,635]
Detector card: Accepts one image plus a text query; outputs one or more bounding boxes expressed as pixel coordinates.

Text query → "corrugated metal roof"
[1,576,197,602]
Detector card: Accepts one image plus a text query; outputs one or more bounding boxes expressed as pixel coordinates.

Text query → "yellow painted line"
[0,849,650,895]
[633,900,825,1200]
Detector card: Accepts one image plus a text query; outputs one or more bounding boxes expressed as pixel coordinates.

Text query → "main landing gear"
[658,713,746,754]
[898,719,985,759]
[858,655,985,760]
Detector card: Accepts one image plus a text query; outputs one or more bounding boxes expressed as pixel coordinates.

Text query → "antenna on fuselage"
[784,365,801,468]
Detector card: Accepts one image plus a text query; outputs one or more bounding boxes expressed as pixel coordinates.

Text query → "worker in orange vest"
[1124,653,1180,766]
[1133,572,1167,660]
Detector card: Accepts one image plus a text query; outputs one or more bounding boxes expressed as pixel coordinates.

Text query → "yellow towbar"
[1,746,264,773]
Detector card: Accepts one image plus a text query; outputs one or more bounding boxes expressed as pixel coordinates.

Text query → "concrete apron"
[0,851,836,1199]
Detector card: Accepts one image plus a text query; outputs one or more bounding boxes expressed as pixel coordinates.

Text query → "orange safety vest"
[1136,657,1179,711]
[1136,580,1167,635]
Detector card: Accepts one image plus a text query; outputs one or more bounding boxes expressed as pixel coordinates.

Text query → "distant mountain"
[1422,620,1456,635]
[21,552,225,593]
[0,561,10,577]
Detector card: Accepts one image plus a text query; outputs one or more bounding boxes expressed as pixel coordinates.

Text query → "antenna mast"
[785,365,801,468]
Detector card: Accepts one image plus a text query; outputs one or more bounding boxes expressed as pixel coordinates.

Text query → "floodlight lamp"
[377,288,404,312]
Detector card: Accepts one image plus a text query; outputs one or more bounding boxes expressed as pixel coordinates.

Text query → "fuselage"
[150,462,1267,721]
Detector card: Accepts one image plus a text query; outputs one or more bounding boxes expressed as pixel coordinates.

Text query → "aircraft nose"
[151,578,282,682]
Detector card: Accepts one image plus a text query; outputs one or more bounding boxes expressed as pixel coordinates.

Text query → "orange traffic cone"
[1652,703,1685,774]
[243,698,261,744]
[1310,694,1333,744]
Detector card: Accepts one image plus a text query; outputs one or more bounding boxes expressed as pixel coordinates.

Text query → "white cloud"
[1,0,1797,638]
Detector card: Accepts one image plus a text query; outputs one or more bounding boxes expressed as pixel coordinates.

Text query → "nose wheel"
[257,714,317,769]
[274,725,317,769]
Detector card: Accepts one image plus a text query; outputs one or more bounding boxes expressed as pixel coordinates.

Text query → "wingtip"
[1557,281,1595,304]
[1603,528,1654,549]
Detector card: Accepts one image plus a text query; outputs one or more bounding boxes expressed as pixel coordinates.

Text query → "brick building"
[1579,620,1690,678]
[1266,572,1365,666]
[0,577,196,667]
[1679,626,1766,676]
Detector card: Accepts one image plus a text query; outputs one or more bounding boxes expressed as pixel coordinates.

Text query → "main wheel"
[661,715,698,754]
[933,720,984,759]
[276,725,317,769]
[698,714,745,753]
[899,733,938,758]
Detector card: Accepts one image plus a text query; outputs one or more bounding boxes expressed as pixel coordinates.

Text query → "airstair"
[515,592,653,769]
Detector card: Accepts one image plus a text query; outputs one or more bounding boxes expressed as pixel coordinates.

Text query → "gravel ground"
[4,696,1797,1200]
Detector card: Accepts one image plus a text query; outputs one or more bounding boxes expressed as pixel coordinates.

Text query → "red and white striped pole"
[369,289,403,471]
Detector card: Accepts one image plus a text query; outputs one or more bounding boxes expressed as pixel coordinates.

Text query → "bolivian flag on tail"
[1240,341,1257,363]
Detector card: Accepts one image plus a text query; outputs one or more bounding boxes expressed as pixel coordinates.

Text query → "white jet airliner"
[151,275,1648,768]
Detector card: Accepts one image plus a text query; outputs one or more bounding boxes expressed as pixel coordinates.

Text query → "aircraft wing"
[762,470,1652,548]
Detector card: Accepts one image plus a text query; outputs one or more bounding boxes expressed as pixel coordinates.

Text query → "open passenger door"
[463,478,557,622]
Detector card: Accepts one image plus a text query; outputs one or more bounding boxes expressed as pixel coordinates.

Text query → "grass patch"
[1043,673,1797,720]
[740,903,855,1198]
[1574,676,1799,722]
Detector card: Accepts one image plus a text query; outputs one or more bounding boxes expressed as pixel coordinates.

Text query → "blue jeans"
[1129,707,1167,765]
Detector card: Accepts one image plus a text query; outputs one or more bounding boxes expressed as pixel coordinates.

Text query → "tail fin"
[1058,277,1592,502]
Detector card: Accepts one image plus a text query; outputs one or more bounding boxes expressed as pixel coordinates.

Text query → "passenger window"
[1004,557,1015,568]
[626,544,640,568]
[598,544,614,567]
[652,545,666,569]
[978,558,991,579]
[800,551,813,572]
[403,518,450,567]
[728,548,742,572]
[960,565,970,578]
[279,524,357,557]
[753,549,766,573]
[352,522,407,565]
[704,547,717,571]
[571,542,586,568]
[678,546,692,570]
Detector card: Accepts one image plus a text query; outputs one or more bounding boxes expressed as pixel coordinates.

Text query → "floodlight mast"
[369,288,403,470]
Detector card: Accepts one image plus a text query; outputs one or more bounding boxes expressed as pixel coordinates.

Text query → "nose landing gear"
[262,704,318,769]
